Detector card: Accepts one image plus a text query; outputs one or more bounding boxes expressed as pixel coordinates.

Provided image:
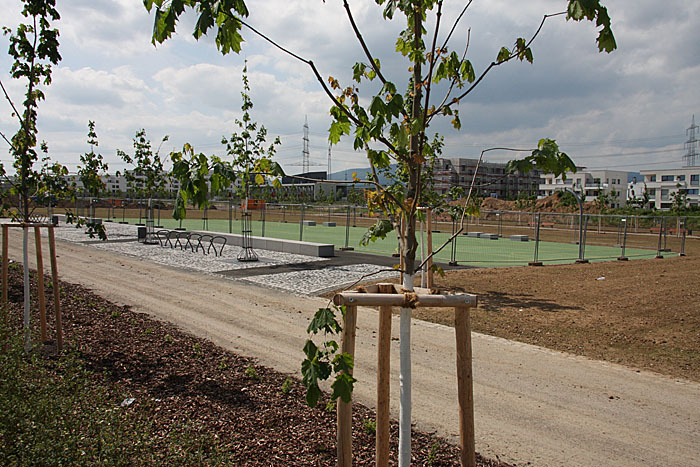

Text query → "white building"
[639,167,700,210]
[69,171,182,197]
[539,169,630,208]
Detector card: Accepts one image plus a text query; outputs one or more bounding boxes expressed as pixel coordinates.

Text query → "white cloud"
[0,0,698,175]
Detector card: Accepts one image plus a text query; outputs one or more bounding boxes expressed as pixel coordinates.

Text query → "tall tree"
[146,1,616,463]
[0,0,61,222]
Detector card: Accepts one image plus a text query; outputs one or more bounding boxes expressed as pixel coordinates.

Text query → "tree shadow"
[442,286,583,313]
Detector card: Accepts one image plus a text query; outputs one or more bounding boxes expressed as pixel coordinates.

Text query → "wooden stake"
[455,306,475,467]
[47,226,62,351]
[2,224,8,309]
[34,227,47,343]
[337,304,357,467]
[376,282,394,466]
[427,208,434,288]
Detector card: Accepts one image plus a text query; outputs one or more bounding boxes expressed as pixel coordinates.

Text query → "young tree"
[221,64,281,209]
[1,0,61,351]
[117,129,169,215]
[146,1,616,463]
[0,0,61,222]
[76,121,109,213]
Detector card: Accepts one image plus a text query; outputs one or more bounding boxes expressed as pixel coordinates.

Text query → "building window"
[661,189,669,201]
[661,175,674,182]
[678,175,685,181]
[688,189,699,195]
[691,175,699,186]
[647,175,656,182]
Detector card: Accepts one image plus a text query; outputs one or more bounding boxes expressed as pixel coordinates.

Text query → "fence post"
[282,204,286,223]
[617,218,628,261]
[137,198,143,225]
[299,204,305,241]
[450,217,458,266]
[261,204,266,237]
[228,199,232,233]
[529,213,542,266]
[576,215,589,263]
[121,202,127,224]
[656,217,664,259]
[156,203,162,228]
[341,205,354,251]
[680,217,687,256]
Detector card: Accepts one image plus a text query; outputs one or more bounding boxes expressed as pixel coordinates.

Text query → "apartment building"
[639,167,700,210]
[69,171,182,197]
[539,169,630,208]
[433,158,541,198]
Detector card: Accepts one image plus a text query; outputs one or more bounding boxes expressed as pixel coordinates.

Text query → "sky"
[0,0,698,177]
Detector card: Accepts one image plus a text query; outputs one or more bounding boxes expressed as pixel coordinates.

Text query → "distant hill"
[329,166,395,186]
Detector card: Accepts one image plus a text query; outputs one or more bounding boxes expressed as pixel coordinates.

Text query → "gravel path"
[46,221,397,293]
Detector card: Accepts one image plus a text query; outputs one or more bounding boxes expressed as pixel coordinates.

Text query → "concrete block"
[481,233,500,240]
[322,222,336,227]
[467,232,483,238]
[302,220,316,226]
[510,235,529,242]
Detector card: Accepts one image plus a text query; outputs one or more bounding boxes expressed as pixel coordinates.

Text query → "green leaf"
[307,308,342,335]
[331,372,357,403]
[497,46,510,62]
[360,219,394,246]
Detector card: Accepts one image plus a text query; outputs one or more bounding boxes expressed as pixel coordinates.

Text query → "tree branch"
[237,17,402,157]
[413,146,534,274]
[342,0,389,86]
[444,11,566,110]
[0,79,24,128]
[440,0,474,52]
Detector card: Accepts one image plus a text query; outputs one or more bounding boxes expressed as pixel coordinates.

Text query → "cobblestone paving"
[243,263,398,296]
[45,221,397,295]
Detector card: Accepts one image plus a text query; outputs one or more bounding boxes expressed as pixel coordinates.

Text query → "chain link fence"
[25,198,697,267]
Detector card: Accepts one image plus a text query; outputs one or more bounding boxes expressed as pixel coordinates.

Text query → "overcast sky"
[0,0,698,177]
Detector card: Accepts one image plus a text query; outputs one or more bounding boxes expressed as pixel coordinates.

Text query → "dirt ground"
[6,232,700,466]
[405,256,700,382]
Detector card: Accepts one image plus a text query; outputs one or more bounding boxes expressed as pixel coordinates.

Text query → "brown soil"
[392,256,700,382]
[2,265,507,467]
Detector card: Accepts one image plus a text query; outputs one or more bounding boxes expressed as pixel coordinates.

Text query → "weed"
[110,311,120,318]
[144,328,153,335]
[362,418,376,435]
[324,400,336,413]
[245,365,259,379]
[164,334,173,344]
[218,359,227,371]
[193,343,202,358]
[426,441,441,466]
[281,377,293,394]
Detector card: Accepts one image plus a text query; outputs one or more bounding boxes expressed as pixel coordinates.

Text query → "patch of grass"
[0,330,236,465]
[281,377,293,394]
[245,365,259,379]
[110,310,120,318]
[362,418,376,435]
[324,399,336,413]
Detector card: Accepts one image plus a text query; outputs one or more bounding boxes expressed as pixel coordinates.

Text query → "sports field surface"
[122,217,671,267]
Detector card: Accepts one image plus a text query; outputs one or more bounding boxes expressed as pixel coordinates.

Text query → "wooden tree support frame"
[333,284,477,467]
[1,223,63,351]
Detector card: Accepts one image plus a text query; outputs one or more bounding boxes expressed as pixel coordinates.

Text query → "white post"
[399,273,413,466]
[22,226,31,351]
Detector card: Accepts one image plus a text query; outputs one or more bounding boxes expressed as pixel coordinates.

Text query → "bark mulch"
[3,264,511,466]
